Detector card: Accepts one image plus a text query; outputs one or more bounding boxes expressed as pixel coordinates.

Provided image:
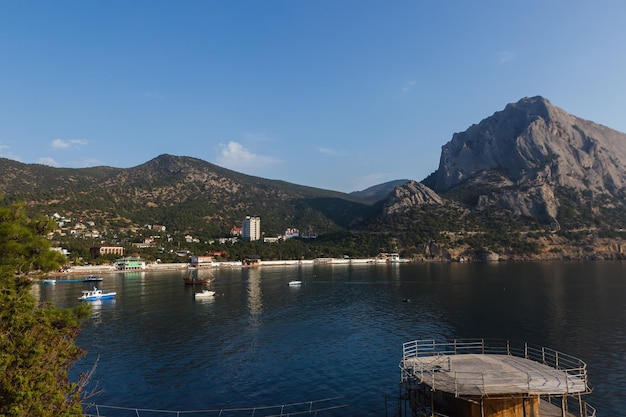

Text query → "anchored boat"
[194,289,216,298]
[78,287,116,301]
[83,275,103,282]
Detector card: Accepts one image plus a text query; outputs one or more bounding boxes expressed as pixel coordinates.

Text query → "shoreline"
[45,257,411,278]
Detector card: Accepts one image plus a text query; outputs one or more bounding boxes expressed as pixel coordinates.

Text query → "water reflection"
[31,262,626,416]
[246,268,263,317]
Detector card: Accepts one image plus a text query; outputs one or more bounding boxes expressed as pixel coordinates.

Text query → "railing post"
[578,392,583,417]
[430,389,435,417]
[482,372,486,396]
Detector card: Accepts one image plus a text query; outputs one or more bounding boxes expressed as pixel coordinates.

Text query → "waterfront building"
[242,215,261,241]
[115,256,146,270]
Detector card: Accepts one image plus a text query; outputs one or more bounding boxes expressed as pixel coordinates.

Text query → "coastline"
[45,257,411,278]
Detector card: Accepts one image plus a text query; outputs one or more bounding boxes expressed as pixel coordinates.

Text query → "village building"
[190,256,213,268]
[90,246,124,257]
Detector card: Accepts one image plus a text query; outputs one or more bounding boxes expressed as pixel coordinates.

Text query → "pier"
[399,339,595,417]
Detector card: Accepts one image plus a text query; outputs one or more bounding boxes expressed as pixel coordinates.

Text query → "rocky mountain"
[422,96,626,227]
[382,180,443,216]
[2,96,626,261]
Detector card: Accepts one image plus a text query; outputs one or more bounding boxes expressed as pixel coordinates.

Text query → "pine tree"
[0,201,91,416]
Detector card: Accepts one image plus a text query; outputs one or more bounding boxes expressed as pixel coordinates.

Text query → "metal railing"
[401,338,589,387]
[400,339,595,416]
[82,397,349,417]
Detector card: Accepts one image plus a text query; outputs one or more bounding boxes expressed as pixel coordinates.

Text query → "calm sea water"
[35,261,626,416]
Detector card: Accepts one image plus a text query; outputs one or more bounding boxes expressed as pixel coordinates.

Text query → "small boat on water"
[194,289,216,298]
[83,275,103,282]
[288,280,302,286]
[78,287,116,301]
[41,278,57,284]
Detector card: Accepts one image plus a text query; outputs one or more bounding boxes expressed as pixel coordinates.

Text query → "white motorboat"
[194,289,216,298]
[78,287,117,301]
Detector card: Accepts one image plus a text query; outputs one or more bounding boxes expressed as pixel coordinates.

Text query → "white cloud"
[0,145,22,162]
[37,157,59,167]
[216,141,280,173]
[51,138,88,150]
[316,147,341,156]
[402,80,416,94]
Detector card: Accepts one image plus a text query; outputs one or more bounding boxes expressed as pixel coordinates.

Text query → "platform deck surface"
[405,353,587,397]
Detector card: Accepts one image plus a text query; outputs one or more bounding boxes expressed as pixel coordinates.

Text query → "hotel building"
[242,215,261,241]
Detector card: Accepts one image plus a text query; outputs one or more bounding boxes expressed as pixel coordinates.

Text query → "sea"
[34,261,626,416]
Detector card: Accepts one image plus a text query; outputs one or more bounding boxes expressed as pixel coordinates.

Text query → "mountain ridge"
[2,96,626,261]
[0,154,383,238]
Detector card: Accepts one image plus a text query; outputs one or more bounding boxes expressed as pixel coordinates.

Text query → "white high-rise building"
[242,215,261,241]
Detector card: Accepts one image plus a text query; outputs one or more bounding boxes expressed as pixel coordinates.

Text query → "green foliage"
[0,199,91,416]
[597,228,626,239]
[3,155,376,240]
[0,202,67,276]
[5,155,626,260]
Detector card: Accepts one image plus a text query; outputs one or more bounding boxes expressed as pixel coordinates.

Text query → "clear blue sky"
[2,1,626,193]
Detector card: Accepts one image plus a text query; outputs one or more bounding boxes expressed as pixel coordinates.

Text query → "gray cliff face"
[383,180,443,216]
[429,96,626,222]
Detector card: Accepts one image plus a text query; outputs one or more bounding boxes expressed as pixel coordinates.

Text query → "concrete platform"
[404,353,587,397]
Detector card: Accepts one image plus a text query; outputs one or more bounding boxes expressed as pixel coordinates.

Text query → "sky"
[2,1,626,193]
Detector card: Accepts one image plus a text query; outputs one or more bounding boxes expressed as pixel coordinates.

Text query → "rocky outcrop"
[425,96,626,223]
[383,180,443,216]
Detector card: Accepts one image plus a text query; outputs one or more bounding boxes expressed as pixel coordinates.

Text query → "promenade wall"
[50,257,406,277]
